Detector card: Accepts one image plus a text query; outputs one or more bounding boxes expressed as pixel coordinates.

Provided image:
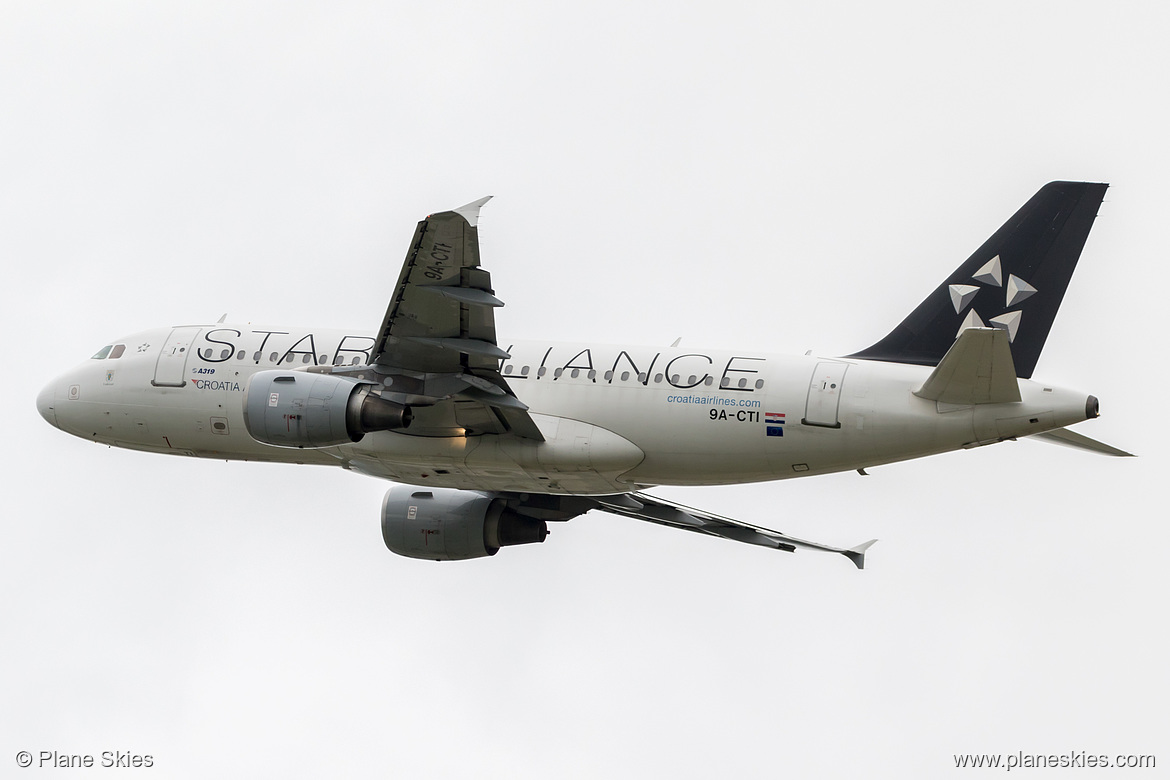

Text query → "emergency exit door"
[802,362,848,428]
[152,327,201,387]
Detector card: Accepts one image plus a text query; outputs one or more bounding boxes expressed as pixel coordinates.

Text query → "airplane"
[36,182,1131,569]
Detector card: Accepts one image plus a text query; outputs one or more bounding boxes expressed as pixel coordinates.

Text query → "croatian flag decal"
[765,412,785,437]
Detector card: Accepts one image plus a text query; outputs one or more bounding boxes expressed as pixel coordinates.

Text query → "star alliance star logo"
[947,255,1036,343]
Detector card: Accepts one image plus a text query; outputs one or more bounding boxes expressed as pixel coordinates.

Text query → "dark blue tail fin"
[849,181,1108,379]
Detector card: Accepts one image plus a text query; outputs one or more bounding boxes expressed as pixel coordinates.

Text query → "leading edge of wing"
[594,492,877,569]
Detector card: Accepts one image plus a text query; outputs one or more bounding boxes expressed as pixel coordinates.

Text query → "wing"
[592,492,877,568]
[373,197,504,373]
[479,491,874,568]
[334,197,542,440]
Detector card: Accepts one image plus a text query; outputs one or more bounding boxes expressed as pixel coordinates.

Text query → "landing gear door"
[152,327,201,387]
[802,362,848,428]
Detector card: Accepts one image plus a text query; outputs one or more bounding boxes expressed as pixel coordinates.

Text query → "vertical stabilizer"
[849,182,1107,378]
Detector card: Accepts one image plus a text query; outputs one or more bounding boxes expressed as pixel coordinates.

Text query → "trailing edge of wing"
[592,492,875,568]
[914,327,1021,405]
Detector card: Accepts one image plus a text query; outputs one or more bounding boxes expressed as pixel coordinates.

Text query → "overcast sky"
[2,2,1166,777]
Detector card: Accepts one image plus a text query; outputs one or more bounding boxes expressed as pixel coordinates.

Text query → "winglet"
[452,196,493,227]
[843,539,878,570]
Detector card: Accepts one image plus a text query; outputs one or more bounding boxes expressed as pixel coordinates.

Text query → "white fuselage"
[37,324,1093,495]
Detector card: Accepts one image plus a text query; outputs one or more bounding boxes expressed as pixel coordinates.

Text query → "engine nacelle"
[381,485,549,561]
[243,370,411,448]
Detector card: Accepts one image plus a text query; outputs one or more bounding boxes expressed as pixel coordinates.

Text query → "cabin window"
[350,356,361,365]
[504,365,513,375]
[221,349,231,360]
[91,345,112,359]
[671,374,680,384]
[654,373,663,383]
[109,344,126,359]
[237,350,246,360]
[638,372,647,383]
[720,377,730,387]
[253,351,262,361]
[738,378,748,388]
[703,376,713,386]
[621,371,630,382]
[604,371,613,381]
[587,370,596,380]
[537,367,547,377]
[269,352,278,363]
[302,354,312,364]
[521,366,530,376]
[687,375,697,385]
[553,368,563,378]
[319,355,327,364]
[755,379,765,389]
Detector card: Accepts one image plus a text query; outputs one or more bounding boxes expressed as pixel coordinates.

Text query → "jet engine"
[381,485,549,561]
[243,371,411,448]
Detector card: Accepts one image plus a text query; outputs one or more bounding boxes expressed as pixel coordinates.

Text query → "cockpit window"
[109,344,126,359]
[91,345,113,359]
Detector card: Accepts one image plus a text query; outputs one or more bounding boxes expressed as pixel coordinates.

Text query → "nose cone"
[36,382,58,428]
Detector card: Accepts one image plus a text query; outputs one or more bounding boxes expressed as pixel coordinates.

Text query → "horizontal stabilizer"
[914,327,1021,405]
[1030,428,1134,457]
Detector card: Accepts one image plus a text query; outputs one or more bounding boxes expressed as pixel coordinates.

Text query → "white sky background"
[2,1,1166,777]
